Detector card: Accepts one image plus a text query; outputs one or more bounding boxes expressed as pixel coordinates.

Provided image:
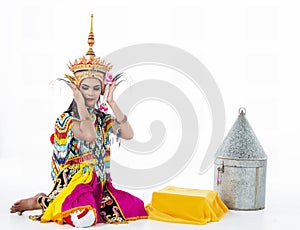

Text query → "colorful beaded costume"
[31,15,148,227]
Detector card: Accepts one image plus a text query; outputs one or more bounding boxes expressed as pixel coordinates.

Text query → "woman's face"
[79,78,102,108]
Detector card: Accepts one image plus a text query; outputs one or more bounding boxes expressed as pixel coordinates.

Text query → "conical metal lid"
[216,108,267,160]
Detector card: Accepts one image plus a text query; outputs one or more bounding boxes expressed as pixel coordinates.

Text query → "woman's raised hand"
[68,83,85,107]
[107,80,116,104]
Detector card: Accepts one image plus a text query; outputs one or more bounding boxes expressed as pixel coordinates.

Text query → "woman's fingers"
[68,82,77,91]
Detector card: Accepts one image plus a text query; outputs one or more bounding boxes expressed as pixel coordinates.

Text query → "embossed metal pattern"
[214,108,267,210]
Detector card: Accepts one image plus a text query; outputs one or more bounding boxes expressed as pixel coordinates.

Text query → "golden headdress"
[65,14,113,93]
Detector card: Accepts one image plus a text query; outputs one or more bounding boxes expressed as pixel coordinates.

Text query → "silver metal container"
[214,108,267,210]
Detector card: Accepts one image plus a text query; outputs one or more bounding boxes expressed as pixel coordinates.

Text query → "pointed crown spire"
[65,14,113,91]
[86,14,95,58]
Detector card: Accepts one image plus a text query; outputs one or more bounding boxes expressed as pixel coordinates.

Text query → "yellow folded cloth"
[145,186,228,225]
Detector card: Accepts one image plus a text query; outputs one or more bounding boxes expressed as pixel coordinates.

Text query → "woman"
[10,15,148,227]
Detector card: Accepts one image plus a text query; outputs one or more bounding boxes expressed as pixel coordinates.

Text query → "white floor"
[2,156,299,230]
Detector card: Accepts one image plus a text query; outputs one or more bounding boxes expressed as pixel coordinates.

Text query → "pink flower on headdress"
[104,72,113,85]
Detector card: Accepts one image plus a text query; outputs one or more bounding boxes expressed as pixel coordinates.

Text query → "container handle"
[239,107,246,115]
[217,161,224,186]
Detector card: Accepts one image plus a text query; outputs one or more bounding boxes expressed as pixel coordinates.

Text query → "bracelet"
[116,115,127,124]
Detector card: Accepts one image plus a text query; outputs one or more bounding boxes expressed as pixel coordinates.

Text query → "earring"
[99,73,113,112]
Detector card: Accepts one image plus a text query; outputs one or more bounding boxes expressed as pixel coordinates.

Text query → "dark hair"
[66,100,79,118]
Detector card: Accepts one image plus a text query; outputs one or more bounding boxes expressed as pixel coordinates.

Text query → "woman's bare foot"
[10,193,46,215]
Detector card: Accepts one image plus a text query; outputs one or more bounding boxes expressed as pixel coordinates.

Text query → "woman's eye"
[82,87,89,90]
[94,87,101,91]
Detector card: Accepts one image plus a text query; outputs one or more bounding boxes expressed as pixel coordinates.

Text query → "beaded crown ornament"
[65,14,113,112]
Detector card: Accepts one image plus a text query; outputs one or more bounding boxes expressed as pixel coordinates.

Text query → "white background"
[1,0,299,229]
